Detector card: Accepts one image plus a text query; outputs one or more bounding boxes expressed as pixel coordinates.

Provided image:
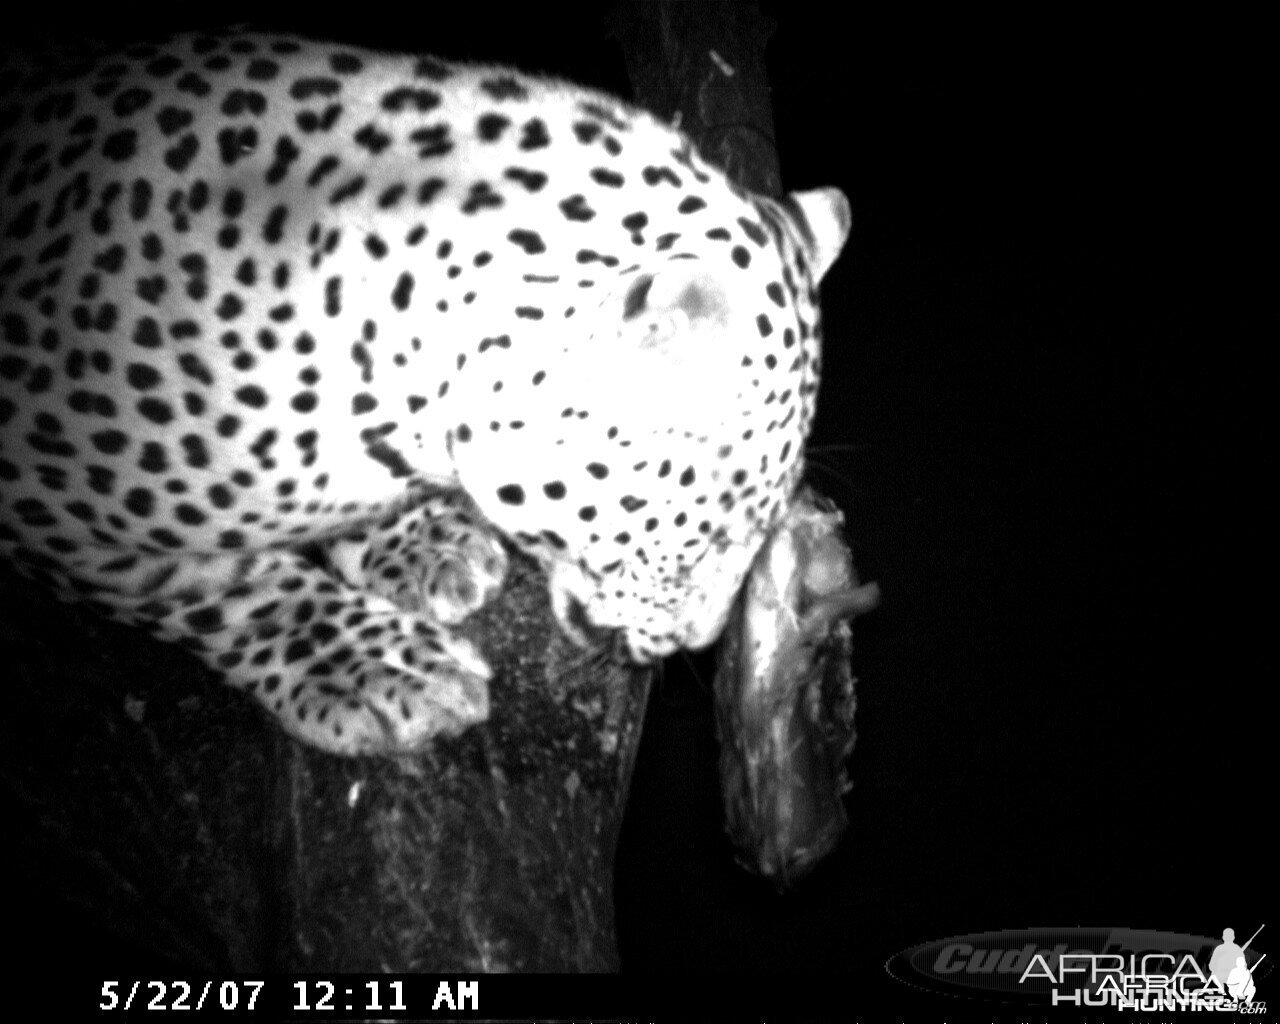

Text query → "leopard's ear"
[784,188,852,281]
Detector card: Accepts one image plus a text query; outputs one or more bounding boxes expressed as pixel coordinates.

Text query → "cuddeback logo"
[887,925,1268,1011]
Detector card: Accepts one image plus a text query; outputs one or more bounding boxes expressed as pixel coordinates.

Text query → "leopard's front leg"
[324,488,509,626]
[126,548,493,755]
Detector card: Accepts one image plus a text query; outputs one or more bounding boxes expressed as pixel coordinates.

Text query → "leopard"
[0,30,851,755]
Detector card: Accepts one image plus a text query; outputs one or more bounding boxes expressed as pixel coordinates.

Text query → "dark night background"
[3,1,1271,1016]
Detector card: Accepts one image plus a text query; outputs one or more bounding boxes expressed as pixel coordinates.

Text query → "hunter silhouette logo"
[1209,926,1265,1003]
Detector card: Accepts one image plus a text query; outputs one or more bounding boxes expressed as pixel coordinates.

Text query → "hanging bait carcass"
[714,487,879,885]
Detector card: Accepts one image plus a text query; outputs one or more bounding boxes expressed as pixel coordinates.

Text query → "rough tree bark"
[3,0,796,973]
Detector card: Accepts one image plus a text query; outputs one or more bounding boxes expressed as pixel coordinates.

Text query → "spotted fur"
[0,31,851,753]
